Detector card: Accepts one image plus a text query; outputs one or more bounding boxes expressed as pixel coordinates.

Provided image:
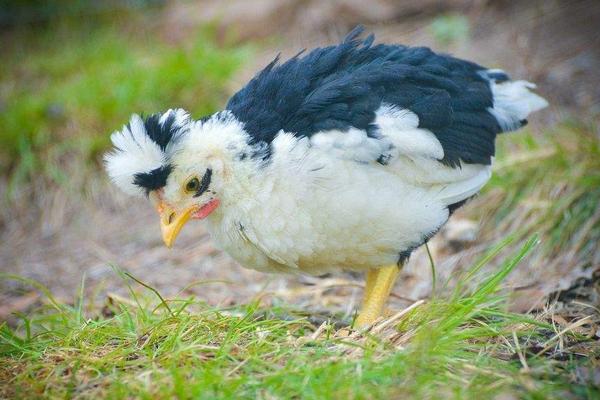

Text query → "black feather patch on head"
[143,113,184,151]
[129,111,191,193]
[133,164,173,194]
[194,168,212,198]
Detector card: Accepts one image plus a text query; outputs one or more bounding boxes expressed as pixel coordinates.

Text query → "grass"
[430,14,470,46]
[1,236,598,399]
[467,121,600,280]
[0,13,249,188]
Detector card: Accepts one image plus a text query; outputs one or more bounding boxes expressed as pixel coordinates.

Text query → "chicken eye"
[185,177,200,193]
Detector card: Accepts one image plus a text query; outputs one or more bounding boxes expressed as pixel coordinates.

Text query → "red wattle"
[192,199,220,219]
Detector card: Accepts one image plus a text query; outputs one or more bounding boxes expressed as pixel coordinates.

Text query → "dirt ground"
[1,0,599,321]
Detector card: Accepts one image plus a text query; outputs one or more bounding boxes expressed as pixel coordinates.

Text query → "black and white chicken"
[104,27,547,326]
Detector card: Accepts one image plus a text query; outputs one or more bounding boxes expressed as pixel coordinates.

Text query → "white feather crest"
[103,109,191,196]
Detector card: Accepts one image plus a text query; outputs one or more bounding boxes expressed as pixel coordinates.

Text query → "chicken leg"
[355,263,402,328]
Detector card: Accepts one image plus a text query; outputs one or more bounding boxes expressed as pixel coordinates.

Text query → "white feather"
[159,108,190,128]
[373,103,488,206]
[310,128,388,163]
[375,104,444,159]
[488,79,548,131]
[104,114,166,196]
[430,165,492,205]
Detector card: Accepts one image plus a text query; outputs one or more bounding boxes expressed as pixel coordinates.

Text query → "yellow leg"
[363,269,378,305]
[355,264,401,328]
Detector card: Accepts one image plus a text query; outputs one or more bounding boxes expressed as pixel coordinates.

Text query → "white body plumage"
[169,106,490,276]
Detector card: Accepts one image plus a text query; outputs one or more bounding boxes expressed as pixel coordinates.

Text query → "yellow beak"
[158,203,194,248]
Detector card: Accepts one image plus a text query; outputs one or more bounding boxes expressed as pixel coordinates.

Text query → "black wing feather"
[226,26,503,167]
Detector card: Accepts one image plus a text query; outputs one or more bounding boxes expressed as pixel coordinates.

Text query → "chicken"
[104,27,547,327]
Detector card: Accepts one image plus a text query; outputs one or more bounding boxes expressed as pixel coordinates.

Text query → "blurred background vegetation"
[1,0,249,189]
